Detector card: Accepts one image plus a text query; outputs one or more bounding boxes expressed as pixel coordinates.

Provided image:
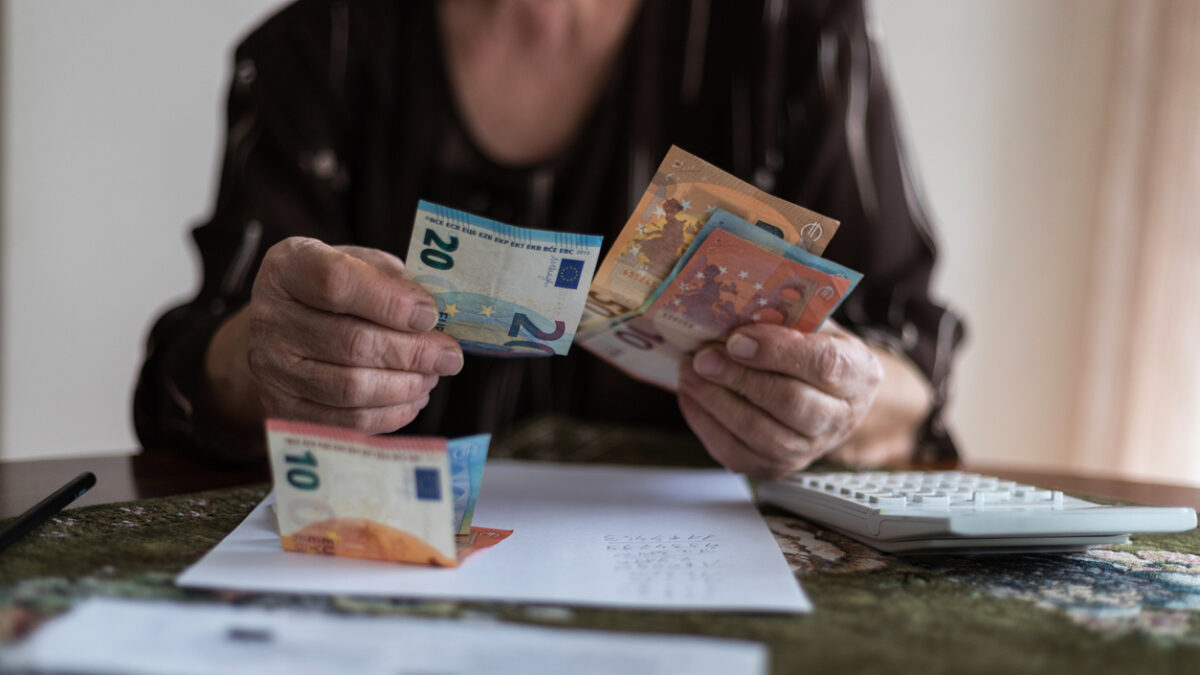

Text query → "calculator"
[758,471,1197,553]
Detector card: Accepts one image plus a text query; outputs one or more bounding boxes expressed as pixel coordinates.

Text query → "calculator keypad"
[785,471,1069,512]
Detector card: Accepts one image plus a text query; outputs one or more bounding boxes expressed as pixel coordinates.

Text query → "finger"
[261,358,438,409]
[263,393,432,435]
[264,237,441,333]
[721,322,882,400]
[678,392,784,477]
[251,300,463,375]
[334,245,408,280]
[690,346,852,439]
[679,367,820,475]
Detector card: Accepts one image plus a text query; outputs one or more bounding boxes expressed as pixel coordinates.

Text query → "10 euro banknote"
[266,419,510,567]
[404,200,603,357]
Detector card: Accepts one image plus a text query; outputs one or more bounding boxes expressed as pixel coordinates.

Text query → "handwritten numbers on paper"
[603,534,723,601]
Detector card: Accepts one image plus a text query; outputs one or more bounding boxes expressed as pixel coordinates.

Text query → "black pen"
[0,471,96,553]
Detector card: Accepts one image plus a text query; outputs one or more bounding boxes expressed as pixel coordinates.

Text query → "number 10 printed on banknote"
[404,201,603,357]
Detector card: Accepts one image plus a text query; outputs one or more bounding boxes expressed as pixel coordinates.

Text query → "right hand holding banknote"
[677,321,883,479]
[207,237,464,435]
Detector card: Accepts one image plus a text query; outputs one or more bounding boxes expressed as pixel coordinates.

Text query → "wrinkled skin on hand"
[678,321,884,478]
[244,237,463,433]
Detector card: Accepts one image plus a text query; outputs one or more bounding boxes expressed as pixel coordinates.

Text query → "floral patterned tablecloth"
[2,418,1198,674]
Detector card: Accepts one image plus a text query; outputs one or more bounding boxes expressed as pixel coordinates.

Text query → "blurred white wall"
[0,0,1125,473]
[1,0,285,460]
[873,0,1120,473]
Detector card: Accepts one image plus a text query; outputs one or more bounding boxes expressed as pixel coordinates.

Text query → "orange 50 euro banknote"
[582,145,840,327]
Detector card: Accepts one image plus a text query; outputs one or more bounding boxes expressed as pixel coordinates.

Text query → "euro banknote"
[582,146,841,328]
[405,200,603,357]
[448,434,489,535]
[578,210,861,391]
[266,419,510,567]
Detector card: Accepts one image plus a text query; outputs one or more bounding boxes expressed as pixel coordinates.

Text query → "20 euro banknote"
[404,201,603,357]
[266,419,509,567]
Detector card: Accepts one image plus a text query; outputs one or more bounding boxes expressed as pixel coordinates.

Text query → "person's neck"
[438,0,643,166]
[445,0,625,59]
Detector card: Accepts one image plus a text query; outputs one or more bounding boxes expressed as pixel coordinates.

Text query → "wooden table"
[3,448,1196,518]
[0,449,268,518]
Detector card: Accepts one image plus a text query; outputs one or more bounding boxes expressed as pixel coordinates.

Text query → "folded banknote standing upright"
[266,419,510,567]
[579,147,861,391]
[404,200,603,357]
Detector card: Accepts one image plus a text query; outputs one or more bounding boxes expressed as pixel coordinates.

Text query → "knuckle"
[420,374,440,393]
[390,404,421,430]
[758,374,803,416]
[245,347,271,380]
[741,419,781,459]
[343,326,378,363]
[379,291,413,327]
[814,341,851,387]
[726,362,757,394]
[336,371,371,406]
[342,406,379,432]
[399,337,440,373]
[261,238,306,280]
[727,400,761,438]
[776,433,810,464]
[390,373,426,403]
[309,254,352,306]
[834,400,859,438]
[246,309,277,348]
[793,392,835,436]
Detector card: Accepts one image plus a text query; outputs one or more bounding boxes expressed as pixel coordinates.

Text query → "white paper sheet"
[4,597,768,675]
[177,460,810,613]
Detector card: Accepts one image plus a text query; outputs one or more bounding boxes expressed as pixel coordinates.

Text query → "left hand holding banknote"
[677,321,884,478]
[205,238,463,435]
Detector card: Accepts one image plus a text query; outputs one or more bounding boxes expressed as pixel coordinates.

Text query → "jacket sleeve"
[780,0,967,461]
[133,0,360,461]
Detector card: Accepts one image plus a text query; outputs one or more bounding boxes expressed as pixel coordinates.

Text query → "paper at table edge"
[6,597,770,675]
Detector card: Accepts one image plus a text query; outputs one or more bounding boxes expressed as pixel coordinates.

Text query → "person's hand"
[211,237,462,434]
[677,321,883,478]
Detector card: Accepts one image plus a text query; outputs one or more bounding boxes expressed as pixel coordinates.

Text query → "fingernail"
[693,348,726,378]
[727,333,759,360]
[410,305,439,332]
[435,349,463,375]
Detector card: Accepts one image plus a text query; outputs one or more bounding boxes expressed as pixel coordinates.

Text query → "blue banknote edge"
[417,200,603,250]
[448,433,492,535]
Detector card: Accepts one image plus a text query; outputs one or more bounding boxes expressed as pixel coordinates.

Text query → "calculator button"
[912,494,950,507]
